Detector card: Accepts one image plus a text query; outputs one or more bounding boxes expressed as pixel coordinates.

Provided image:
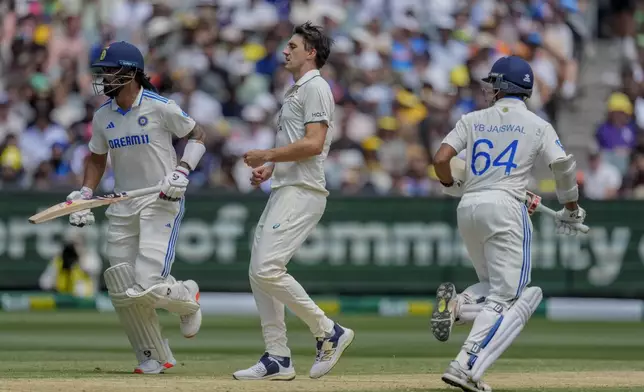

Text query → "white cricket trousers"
[249,186,334,358]
[456,192,532,304]
[105,198,185,289]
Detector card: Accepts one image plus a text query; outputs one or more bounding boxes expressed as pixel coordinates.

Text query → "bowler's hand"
[244,150,271,168]
[250,165,273,187]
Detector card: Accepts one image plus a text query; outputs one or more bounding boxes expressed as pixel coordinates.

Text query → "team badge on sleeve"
[138,116,149,127]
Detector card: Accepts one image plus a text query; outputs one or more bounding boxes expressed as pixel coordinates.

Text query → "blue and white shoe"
[233,352,296,381]
[309,323,355,379]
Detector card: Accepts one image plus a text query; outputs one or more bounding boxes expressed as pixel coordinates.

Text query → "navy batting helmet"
[482,56,533,99]
[91,41,146,97]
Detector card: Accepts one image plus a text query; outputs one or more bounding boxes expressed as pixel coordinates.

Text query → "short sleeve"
[303,83,333,125]
[88,117,108,154]
[539,124,567,165]
[162,99,196,138]
[441,118,468,153]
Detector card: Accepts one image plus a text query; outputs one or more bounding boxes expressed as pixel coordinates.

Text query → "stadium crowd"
[0,0,638,199]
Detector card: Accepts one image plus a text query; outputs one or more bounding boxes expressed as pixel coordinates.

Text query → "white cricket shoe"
[309,323,355,379]
[441,361,492,392]
[133,339,177,374]
[431,282,458,342]
[233,353,296,381]
[180,280,201,338]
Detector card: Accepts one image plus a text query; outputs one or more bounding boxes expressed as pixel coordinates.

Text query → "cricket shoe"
[441,361,492,392]
[180,280,201,338]
[134,339,177,374]
[233,352,296,381]
[309,323,355,379]
[431,282,458,342]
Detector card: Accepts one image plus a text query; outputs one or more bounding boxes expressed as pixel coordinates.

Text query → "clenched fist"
[250,165,273,187]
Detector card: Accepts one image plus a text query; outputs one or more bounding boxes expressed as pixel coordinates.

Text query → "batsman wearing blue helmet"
[68,41,207,374]
[431,56,587,391]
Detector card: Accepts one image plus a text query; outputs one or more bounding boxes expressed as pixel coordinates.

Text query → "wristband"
[440,180,454,187]
[180,139,206,171]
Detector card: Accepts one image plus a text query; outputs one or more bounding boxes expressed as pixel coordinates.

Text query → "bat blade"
[28,195,128,224]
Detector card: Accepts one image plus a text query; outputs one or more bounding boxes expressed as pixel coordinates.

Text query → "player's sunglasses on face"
[91,66,136,96]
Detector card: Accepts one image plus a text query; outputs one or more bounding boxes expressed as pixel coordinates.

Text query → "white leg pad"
[124,279,200,316]
[104,263,171,364]
[469,286,543,381]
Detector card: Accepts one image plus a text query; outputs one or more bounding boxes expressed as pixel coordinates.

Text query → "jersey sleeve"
[302,83,333,125]
[539,124,567,165]
[441,118,468,153]
[162,100,196,138]
[88,117,108,154]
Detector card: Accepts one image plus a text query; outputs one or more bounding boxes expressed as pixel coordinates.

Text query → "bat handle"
[121,185,163,198]
[535,204,590,234]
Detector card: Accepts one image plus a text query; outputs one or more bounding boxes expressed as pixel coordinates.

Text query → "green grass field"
[0,312,642,392]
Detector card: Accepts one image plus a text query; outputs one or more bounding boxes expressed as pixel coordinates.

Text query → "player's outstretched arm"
[243,122,328,168]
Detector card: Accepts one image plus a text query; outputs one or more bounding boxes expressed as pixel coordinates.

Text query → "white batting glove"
[67,187,95,227]
[441,179,464,198]
[159,166,190,202]
[555,206,587,236]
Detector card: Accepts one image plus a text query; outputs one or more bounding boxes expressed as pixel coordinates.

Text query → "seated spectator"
[595,92,638,175]
[580,145,622,200]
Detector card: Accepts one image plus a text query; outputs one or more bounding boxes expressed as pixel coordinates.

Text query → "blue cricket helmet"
[482,55,533,98]
[91,41,149,97]
[92,41,144,71]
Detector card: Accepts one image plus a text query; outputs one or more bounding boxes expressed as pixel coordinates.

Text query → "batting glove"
[67,187,95,227]
[160,166,189,202]
[554,206,587,236]
[525,191,542,216]
[441,179,464,198]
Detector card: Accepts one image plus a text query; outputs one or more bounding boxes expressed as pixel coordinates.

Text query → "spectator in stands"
[580,144,622,200]
[595,92,638,175]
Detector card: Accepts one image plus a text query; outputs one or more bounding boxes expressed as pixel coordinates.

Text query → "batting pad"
[125,281,199,316]
[470,286,543,381]
[104,263,171,364]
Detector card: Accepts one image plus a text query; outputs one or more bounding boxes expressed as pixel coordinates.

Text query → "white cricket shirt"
[271,69,335,196]
[442,97,567,201]
[89,88,195,215]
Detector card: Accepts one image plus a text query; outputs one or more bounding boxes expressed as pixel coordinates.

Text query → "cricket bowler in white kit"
[431,56,587,392]
[68,41,207,374]
[233,22,354,381]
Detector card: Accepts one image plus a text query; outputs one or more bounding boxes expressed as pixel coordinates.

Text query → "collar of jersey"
[295,69,321,86]
[110,87,144,114]
[495,97,526,107]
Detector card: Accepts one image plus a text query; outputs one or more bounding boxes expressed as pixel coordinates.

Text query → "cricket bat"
[28,185,162,224]
[448,157,590,234]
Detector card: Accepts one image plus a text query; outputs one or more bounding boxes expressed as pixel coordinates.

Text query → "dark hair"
[135,71,158,93]
[293,22,334,69]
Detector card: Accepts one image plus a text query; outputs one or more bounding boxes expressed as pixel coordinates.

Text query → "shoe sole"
[431,282,457,342]
[232,373,296,381]
[309,328,355,379]
[441,373,480,392]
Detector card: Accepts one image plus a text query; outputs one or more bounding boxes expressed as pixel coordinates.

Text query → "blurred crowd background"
[0,0,643,199]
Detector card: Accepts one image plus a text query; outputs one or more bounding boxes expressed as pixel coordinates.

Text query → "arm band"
[550,154,579,204]
[180,139,206,171]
